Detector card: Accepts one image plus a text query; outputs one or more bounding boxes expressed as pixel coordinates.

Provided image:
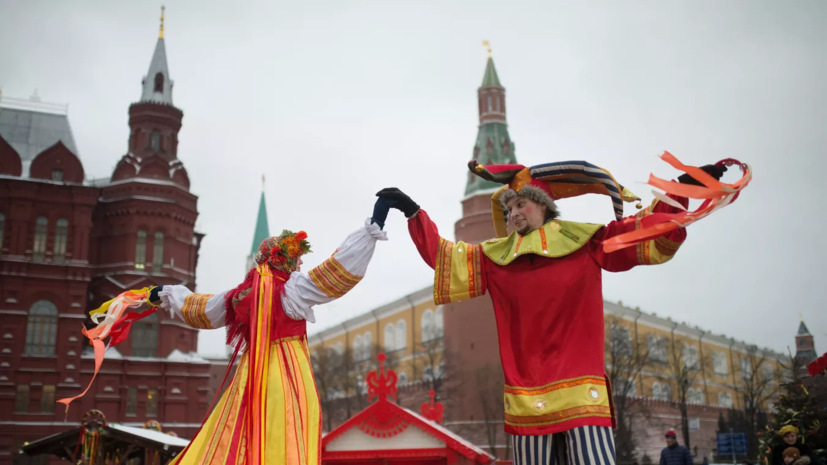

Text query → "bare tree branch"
[605,315,652,462]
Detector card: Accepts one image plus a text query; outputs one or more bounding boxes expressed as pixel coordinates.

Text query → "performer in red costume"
[375,156,745,465]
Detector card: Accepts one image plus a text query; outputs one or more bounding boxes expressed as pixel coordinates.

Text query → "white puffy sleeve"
[158,285,229,329]
[281,218,388,323]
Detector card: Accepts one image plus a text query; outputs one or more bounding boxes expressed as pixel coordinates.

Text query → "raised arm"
[377,188,487,304]
[156,286,229,329]
[588,193,689,272]
[281,218,387,322]
[589,164,726,272]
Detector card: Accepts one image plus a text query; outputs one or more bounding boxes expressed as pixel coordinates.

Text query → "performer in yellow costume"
[151,218,387,464]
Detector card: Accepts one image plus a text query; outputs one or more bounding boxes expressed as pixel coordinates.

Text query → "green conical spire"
[481,57,501,88]
[465,52,515,197]
[250,189,270,255]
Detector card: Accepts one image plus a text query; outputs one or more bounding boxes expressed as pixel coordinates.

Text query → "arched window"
[662,383,672,401]
[135,230,147,270]
[154,72,164,93]
[40,385,55,413]
[384,324,395,352]
[395,320,406,351]
[147,389,158,416]
[126,387,137,416]
[53,219,68,264]
[335,342,344,355]
[652,382,662,400]
[688,388,704,404]
[25,300,58,355]
[718,392,733,408]
[131,312,158,357]
[435,306,444,338]
[713,351,728,376]
[421,309,435,342]
[398,373,408,386]
[487,95,492,112]
[0,212,5,252]
[495,93,500,112]
[152,231,164,274]
[33,216,48,263]
[423,366,434,382]
[683,344,699,370]
[363,332,372,360]
[150,130,161,152]
[353,335,363,361]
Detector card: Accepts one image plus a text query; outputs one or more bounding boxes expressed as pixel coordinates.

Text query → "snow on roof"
[167,349,207,363]
[402,407,493,459]
[109,423,190,447]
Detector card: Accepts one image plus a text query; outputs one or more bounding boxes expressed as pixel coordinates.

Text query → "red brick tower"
[88,15,203,358]
[444,47,515,428]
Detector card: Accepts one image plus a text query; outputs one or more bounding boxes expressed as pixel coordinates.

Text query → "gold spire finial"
[262,174,266,192]
[159,6,165,39]
[482,40,492,58]
[800,313,804,322]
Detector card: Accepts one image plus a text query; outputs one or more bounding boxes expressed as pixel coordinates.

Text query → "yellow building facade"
[309,286,786,411]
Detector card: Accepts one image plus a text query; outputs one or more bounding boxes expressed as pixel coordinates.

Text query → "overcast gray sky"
[2,0,824,359]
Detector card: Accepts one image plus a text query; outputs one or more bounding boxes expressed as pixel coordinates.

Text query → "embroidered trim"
[182,293,215,329]
[539,227,547,252]
[505,376,607,396]
[505,405,612,427]
[434,238,454,305]
[559,228,580,243]
[467,244,483,299]
[654,236,681,255]
[504,375,606,392]
[309,256,362,298]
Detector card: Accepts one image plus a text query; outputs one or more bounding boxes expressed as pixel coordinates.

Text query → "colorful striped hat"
[468,160,640,237]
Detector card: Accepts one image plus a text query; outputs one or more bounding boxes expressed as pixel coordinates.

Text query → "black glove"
[149,285,164,305]
[678,164,727,186]
[375,188,420,218]
[371,196,398,230]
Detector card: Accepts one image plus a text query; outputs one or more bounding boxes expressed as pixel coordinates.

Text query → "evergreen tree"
[758,380,826,465]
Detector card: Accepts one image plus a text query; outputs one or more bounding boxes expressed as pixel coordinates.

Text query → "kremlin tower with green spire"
[247,176,270,271]
[455,46,518,244]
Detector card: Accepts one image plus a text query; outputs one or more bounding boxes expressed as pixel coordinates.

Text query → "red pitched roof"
[322,398,494,464]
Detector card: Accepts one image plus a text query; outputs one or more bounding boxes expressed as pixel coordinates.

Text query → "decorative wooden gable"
[322,354,494,464]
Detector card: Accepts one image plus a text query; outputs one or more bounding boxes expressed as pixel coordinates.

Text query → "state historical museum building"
[0,24,211,462]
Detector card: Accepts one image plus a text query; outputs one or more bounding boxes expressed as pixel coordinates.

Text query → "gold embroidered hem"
[309,256,362,298]
[433,238,484,305]
[182,293,215,329]
[505,405,613,427]
[503,376,611,428]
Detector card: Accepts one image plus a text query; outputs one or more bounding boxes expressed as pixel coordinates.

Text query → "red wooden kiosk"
[321,354,495,465]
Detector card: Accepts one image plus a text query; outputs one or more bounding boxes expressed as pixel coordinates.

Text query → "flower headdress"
[254,230,312,273]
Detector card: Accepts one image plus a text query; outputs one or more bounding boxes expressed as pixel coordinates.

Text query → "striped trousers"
[512,426,616,465]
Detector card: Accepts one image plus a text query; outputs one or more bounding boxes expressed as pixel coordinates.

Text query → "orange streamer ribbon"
[57,288,152,415]
[602,152,751,254]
